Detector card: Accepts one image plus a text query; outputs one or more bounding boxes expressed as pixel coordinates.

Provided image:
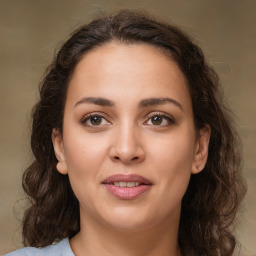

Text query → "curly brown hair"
[22,9,246,256]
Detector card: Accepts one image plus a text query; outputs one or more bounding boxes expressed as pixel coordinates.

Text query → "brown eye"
[151,116,163,125]
[81,114,110,127]
[90,116,102,125]
[145,113,175,126]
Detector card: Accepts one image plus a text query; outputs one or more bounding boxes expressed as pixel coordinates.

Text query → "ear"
[192,125,211,174]
[52,128,68,175]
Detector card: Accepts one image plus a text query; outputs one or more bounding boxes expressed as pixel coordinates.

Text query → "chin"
[106,218,156,233]
[98,206,162,232]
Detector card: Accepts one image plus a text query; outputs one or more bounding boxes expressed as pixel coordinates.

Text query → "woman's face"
[52,43,210,232]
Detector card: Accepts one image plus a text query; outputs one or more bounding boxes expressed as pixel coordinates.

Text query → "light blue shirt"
[5,238,74,256]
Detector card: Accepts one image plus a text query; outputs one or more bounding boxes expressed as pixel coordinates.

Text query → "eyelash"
[80,113,110,127]
[145,112,175,126]
[80,112,175,127]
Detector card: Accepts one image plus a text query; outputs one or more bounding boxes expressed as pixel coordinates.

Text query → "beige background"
[0,0,255,255]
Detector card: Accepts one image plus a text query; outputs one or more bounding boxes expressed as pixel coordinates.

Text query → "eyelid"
[79,111,175,127]
[80,112,111,126]
[144,111,175,126]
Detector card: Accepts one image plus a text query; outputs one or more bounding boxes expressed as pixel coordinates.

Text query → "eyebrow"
[74,97,183,110]
[74,97,115,107]
[138,97,183,111]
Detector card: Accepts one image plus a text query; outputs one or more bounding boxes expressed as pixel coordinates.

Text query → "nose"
[109,123,145,165]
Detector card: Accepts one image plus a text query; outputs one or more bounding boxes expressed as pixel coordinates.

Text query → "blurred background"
[0,0,255,255]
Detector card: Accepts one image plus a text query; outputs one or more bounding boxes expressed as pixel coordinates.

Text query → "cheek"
[63,131,109,182]
[62,133,109,210]
[150,131,195,169]
[149,133,195,195]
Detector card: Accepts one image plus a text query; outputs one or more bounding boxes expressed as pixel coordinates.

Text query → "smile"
[113,181,140,187]
[102,174,153,200]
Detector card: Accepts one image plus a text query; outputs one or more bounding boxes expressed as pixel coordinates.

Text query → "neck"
[70,211,181,256]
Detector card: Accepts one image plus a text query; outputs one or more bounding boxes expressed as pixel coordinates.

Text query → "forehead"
[72,42,182,80]
[67,43,191,109]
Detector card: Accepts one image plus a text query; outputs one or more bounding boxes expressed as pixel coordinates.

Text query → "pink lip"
[102,174,153,200]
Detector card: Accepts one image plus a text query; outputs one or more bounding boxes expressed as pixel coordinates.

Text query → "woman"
[7,9,246,256]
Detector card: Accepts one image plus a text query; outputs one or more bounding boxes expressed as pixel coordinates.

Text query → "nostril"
[113,156,139,161]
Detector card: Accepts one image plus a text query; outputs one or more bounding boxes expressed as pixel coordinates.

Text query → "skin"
[52,43,210,256]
